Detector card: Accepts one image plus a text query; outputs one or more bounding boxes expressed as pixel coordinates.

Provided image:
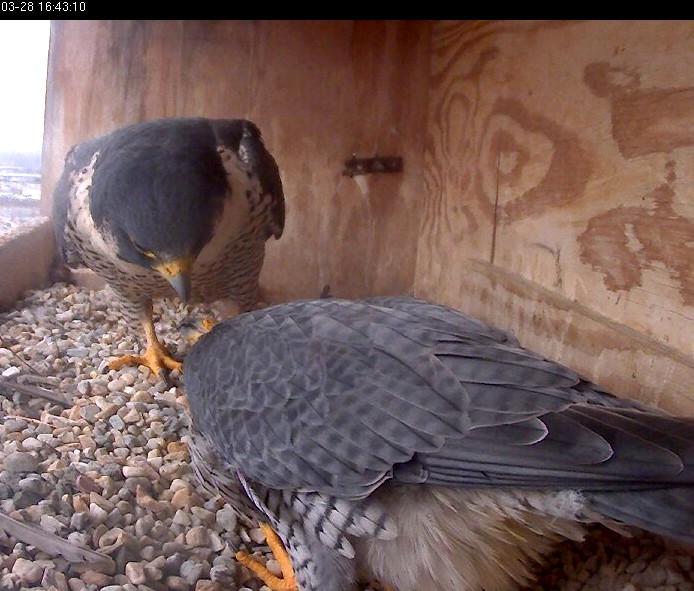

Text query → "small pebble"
[180,560,206,584]
[12,557,46,584]
[124,562,147,584]
[249,527,266,544]
[3,451,40,473]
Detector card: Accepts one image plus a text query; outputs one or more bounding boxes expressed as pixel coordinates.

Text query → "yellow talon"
[109,304,182,376]
[235,523,297,591]
[108,345,182,374]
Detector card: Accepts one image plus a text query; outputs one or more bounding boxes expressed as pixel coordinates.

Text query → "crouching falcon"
[52,117,285,377]
[183,296,694,591]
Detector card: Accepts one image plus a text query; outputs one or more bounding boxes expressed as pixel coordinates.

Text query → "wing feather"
[184,297,694,505]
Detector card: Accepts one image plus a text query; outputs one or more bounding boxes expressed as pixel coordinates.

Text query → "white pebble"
[12,557,46,584]
[125,561,147,584]
[249,527,266,544]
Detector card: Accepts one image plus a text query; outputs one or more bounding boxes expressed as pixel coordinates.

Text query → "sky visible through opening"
[0,20,50,154]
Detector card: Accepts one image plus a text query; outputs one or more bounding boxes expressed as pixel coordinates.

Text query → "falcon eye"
[131,239,156,259]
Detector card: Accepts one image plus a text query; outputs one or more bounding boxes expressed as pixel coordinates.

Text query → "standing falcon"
[184,297,694,591]
[52,117,285,376]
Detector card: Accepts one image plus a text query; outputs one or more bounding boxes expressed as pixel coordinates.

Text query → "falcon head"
[88,119,229,301]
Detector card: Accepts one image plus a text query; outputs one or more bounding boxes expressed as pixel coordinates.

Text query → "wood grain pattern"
[41,20,431,302]
[417,21,694,396]
[39,19,694,412]
[244,20,430,302]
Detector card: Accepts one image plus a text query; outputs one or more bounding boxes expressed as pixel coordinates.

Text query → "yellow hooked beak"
[154,257,194,302]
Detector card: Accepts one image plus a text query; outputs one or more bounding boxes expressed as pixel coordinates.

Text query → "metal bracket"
[342,155,403,177]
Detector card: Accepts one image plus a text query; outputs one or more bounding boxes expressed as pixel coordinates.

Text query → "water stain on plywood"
[579,161,694,306]
[584,62,694,158]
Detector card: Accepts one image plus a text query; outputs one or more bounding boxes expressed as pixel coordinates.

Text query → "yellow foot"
[108,343,182,375]
[236,523,297,591]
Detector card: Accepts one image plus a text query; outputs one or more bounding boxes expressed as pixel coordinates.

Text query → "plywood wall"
[417,20,694,413]
[41,20,694,413]
[42,20,431,301]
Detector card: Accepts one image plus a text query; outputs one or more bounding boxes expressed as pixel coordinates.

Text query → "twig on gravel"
[0,337,44,376]
[0,376,72,408]
[0,512,115,572]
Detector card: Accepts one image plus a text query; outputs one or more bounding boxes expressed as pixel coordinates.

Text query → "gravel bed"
[0,283,285,591]
[0,282,692,591]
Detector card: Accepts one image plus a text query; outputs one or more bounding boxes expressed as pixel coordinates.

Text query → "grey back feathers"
[184,296,694,547]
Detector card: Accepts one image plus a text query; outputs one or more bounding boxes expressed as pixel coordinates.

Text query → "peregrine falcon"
[52,117,285,376]
[183,296,694,591]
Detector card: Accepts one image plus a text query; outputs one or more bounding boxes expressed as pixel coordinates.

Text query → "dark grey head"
[88,118,228,300]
